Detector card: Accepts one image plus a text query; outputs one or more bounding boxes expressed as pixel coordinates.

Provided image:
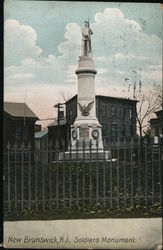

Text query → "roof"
[155,109,163,117]
[150,109,163,125]
[150,118,163,126]
[96,95,138,102]
[35,130,48,139]
[66,94,138,104]
[4,102,38,119]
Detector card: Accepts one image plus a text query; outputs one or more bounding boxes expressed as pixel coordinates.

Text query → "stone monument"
[68,21,110,160]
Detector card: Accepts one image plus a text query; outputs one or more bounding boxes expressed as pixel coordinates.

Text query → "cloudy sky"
[4,1,162,127]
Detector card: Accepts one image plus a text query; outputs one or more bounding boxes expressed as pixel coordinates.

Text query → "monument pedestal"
[71,56,104,151]
[59,150,111,161]
[59,56,111,161]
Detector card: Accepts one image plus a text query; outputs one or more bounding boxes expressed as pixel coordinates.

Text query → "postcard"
[3,1,162,249]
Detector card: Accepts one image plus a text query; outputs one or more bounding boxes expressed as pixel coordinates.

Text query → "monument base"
[59,150,111,161]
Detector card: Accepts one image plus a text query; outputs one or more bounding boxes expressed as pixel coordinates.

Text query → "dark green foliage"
[4,148,162,220]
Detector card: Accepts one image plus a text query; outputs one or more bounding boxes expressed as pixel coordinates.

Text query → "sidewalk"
[3,218,162,249]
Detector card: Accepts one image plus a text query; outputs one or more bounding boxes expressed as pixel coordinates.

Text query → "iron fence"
[3,139,163,215]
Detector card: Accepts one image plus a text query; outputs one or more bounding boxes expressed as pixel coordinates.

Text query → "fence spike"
[48,140,52,149]
[28,141,31,149]
[103,138,106,149]
[144,138,147,146]
[55,140,59,149]
[76,139,79,148]
[117,137,120,148]
[7,142,10,150]
[42,140,45,150]
[82,139,85,149]
[14,141,18,149]
[123,138,126,146]
[89,139,93,148]
[61,139,65,148]
[69,140,72,150]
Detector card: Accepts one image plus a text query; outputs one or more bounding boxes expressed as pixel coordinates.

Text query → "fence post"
[14,142,17,212]
[123,138,127,207]
[49,141,52,210]
[56,140,59,208]
[110,142,113,209]
[144,138,148,207]
[76,140,79,207]
[96,139,99,206]
[151,140,154,206]
[21,142,24,212]
[130,138,134,208]
[117,137,120,208]
[137,137,141,206]
[7,142,11,213]
[42,141,45,211]
[89,139,92,207]
[82,139,85,206]
[62,141,65,208]
[28,142,31,212]
[103,139,106,207]
[69,141,72,208]
[158,139,162,205]
[35,148,38,211]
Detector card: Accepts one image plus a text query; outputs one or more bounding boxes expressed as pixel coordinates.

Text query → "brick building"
[48,111,67,149]
[66,95,138,145]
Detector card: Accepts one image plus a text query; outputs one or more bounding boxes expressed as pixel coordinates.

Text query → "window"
[120,106,125,118]
[111,123,117,137]
[111,106,116,116]
[15,127,21,141]
[129,108,133,119]
[121,124,125,136]
[100,104,107,117]
[102,124,107,136]
[23,127,28,141]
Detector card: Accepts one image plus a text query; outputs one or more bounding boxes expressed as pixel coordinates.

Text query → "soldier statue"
[81,21,93,57]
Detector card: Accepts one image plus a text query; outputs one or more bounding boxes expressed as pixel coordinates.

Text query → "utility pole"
[54,103,65,149]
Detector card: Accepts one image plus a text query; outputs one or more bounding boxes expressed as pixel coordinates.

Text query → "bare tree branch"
[135,85,161,144]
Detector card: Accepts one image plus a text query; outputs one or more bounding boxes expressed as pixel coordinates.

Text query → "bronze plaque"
[79,127,89,138]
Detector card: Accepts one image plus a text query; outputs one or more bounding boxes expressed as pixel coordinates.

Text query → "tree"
[135,87,161,144]
[152,83,163,108]
[125,67,162,144]
[59,91,73,103]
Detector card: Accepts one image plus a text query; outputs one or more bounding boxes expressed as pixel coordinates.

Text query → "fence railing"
[3,139,163,215]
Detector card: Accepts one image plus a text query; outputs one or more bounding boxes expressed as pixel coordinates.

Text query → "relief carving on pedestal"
[78,101,94,116]
[79,127,89,138]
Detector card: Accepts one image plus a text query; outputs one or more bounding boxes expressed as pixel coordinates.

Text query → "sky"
[4,1,162,128]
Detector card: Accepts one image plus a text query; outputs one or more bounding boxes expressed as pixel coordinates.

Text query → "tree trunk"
[139,124,143,146]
